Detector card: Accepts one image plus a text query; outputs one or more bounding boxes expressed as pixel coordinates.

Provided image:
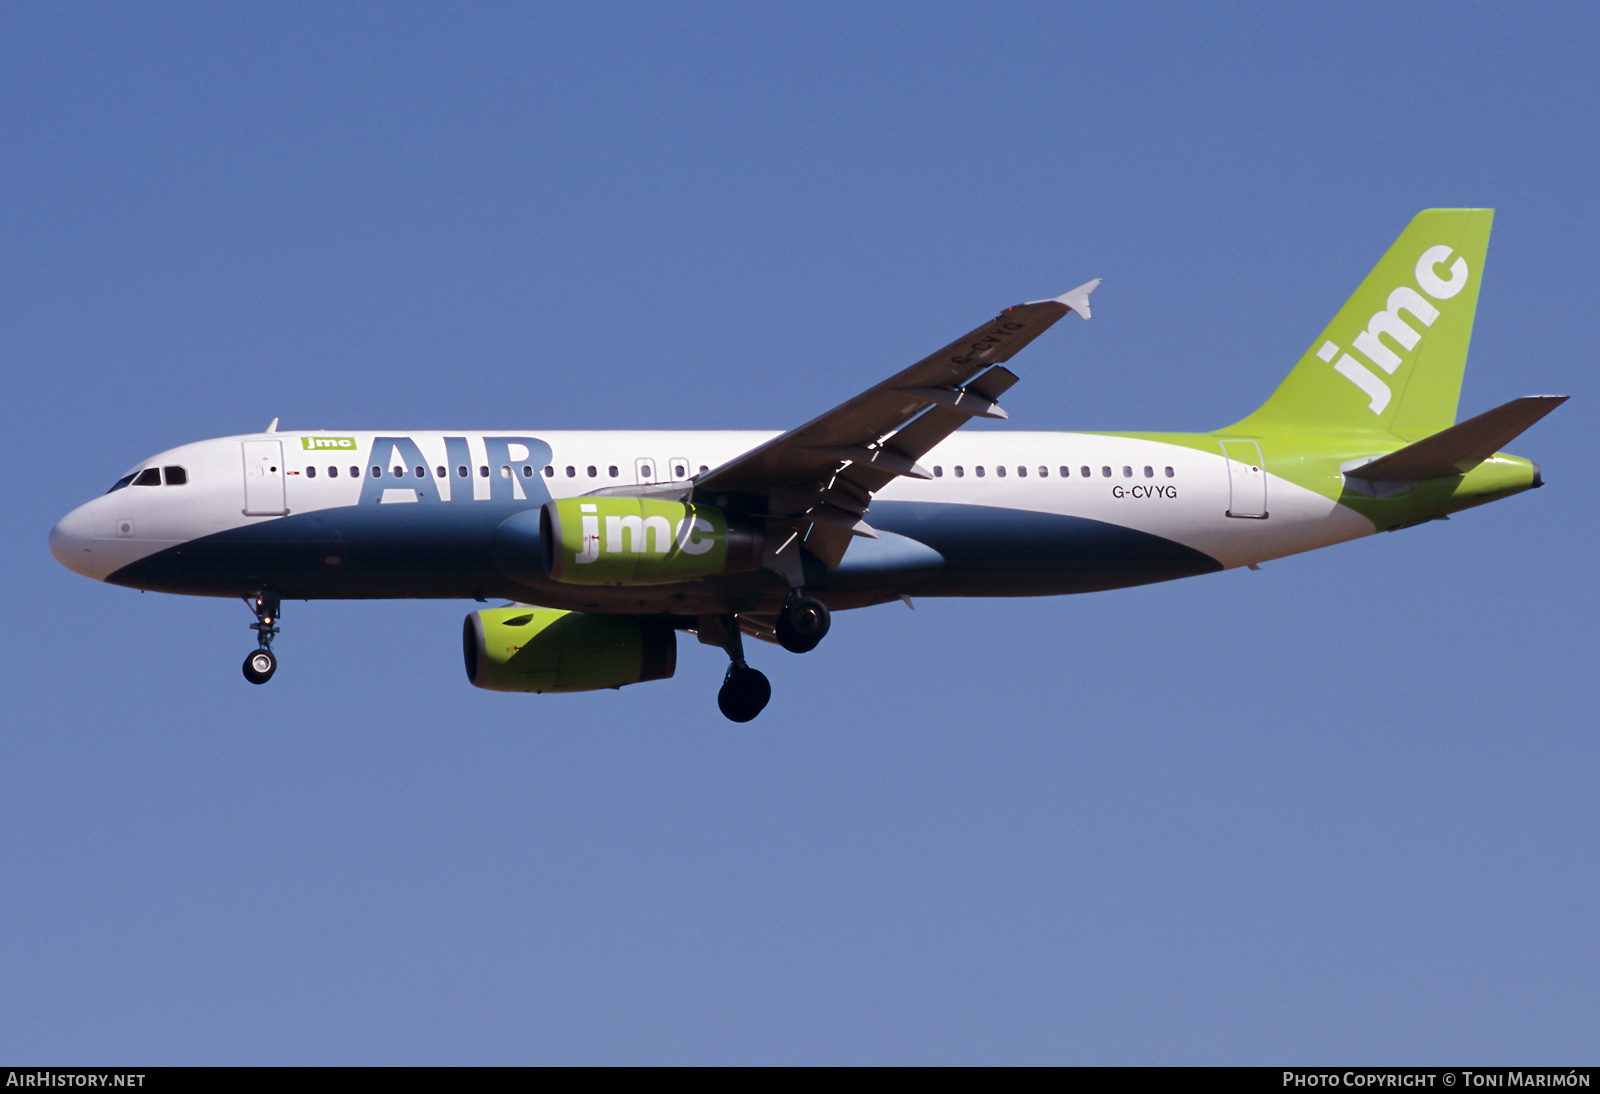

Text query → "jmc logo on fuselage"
[300,436,358,450]
[1321,245,1470,414]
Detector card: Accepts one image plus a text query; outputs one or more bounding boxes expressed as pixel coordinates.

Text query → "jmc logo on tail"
[1322,245,1470,413]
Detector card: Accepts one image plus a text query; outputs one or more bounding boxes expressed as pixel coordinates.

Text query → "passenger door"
[1219,439,1267,519]
[242,440,288,516]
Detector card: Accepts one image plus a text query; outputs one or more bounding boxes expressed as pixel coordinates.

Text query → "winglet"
[1045,279,1101,320]
[265,417,279,433]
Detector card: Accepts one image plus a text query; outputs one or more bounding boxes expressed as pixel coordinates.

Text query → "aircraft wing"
[695,280,1099,569]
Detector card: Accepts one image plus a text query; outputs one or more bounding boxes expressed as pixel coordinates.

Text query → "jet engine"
[539,497,763,585]
[463,605,677,693]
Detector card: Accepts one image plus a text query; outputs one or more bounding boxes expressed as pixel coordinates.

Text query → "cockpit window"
[163,466,187,485]
[107,473,137,493]
[134,468,162,487]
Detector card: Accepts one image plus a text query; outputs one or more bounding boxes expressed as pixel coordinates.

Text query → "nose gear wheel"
[243,648,277,684]
[241,591,282,685]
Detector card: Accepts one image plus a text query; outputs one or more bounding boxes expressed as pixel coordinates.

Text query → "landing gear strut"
[242,591,280,685]
[704,614,771,722]
[775,593,830,654]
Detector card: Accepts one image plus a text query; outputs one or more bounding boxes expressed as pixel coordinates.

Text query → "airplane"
[49,209,1565,722]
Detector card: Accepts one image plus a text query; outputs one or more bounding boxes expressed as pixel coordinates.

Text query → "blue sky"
[3,3,1596,1064]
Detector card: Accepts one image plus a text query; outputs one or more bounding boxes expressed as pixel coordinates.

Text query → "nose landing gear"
[242,591,280,685]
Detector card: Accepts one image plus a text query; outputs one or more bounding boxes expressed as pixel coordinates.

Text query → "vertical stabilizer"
[1228,209,1493,442]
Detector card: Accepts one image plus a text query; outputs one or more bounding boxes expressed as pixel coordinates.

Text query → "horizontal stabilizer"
[1348,395,1568,482]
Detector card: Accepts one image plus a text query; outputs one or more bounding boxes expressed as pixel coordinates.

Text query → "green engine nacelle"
[463,606,677,693]
[539,496,763,585]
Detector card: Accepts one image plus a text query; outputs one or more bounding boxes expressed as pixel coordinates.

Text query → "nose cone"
[50,502,105,580]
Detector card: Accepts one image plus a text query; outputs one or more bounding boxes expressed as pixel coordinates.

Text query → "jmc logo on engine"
[542,496,762,586]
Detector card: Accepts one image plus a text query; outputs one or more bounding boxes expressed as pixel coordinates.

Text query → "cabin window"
[1143,466,1153,478]
[587,466,597,478]
[521,465,533,477]
[975,466,986,478]
[328,466,338,478]
[565,466,575,478]
[163,466,188,485]
[673,463,686,478]
[1017,466,1027,477]
[1122,466,1132,478]
[391,465,403,477]
[500,465,511,478]
[1165,466,1175,478]
[304,466,316,479]
[1039,466,1049,478]
[456,466,468,478]
[411,466,422,478]
[699,465,708,474]
[134,468,161,486]
[1101,466,1111,478]
[544,466,554,478]
[640,465,653,479]
[996,466,1006,478]
[609,466,619,478]
[954,466,964,477]
[350,467,359,478]
[933,466,943,477]
[478,466,489,478]
[371,466,382,478]
[1059,466,1069,477]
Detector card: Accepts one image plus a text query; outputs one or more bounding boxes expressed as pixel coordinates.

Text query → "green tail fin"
[1227,209,1493,442]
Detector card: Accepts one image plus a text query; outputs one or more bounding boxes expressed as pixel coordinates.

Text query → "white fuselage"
[51,429,1375,606]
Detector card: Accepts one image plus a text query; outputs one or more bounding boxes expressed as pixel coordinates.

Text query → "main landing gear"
[704,591,831,722]
[775,593,830,654]
[703,613,771,723]
[241,591,280,685]
[719,661,772,723]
